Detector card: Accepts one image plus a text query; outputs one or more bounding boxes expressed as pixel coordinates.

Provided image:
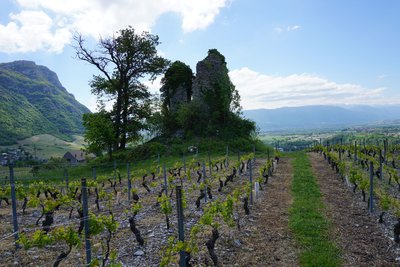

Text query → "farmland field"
[0,134,85,159]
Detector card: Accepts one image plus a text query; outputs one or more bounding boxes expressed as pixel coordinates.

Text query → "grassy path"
[289,152,341,267]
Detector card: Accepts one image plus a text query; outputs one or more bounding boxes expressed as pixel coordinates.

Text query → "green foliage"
[88,213,105,236]
[0,186,11,199]
[337,161,346,175]
[177,108,256,140]
[181,188,187,209]
[160,61,193,135]
[175,102,206,137]
[160,237,189,267]
[108,250,122,267]
[131,201,142,214]
[349,168,362,184]
[158,193,172,215]
[18,226,81,250]
[121,141,165,162]
[161,61,193,103]
[376,189,391,211]
[100,213,119,233]
[83,111,115,157]
[240,152,254,163]
[359,177,369,191]
[389,168,400,184]
[221,195,235,227]
[116,137,266,162]
[18,230,53,249]
[52,226,81,247]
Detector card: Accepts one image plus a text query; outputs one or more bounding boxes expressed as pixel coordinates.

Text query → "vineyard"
[308,139,400,265]
[2,138,400,266]
[312,139,400,225]
[0,149,281,266]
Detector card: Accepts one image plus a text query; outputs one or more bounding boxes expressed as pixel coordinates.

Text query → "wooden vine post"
[202,162,207,203]
[249,159,253,205]
[127,163,131,201]
[9,163,20,249]
[81,178,92,266]
[176,186,186,267]
[369,162,374,213]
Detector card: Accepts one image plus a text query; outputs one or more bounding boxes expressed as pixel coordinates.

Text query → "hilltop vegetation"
[77,28,258,160]
[0,61,90,145]
[159,49,254,140]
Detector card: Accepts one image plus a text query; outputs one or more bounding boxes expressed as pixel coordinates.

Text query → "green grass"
[2,135,271,185]
[289,152,341,267]
[0,134,85,159]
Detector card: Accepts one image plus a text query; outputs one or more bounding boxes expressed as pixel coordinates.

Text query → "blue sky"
[0,0,399,111]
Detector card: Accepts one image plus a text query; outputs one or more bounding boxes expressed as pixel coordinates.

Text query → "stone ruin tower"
[161,49,228,114]
[191,49,228,114]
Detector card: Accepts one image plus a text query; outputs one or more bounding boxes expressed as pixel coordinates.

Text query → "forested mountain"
[0,60,90,145]
[243,105,400,132]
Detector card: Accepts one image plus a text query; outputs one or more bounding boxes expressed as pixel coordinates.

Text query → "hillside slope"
[0,60,90,145]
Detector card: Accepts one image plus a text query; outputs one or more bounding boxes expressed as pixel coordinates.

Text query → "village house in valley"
[63,150,94,164]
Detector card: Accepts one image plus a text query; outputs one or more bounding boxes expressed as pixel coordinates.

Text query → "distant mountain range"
[243,105,400,132]
[0,60,90,145]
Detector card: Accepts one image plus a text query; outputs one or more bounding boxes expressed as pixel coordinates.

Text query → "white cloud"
[143,76,163,95]
[229,67,399,110]
[0,10,71,53]
[274,24,301,33]
[287,25,301,31]
[0,0,229,53]
[178,0,228,32]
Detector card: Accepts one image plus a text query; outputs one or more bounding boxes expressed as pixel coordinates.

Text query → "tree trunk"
[108,144,113,161]
[120,80,130,149]
[113,88,123,151]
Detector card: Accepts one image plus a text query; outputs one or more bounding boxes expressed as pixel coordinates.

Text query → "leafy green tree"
[160,61,193,135]
[175,102,206,137]
[74,26,169,150]
[82,111,115,159]
[160,61,193,109]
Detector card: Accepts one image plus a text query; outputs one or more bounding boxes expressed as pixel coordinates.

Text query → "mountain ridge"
[243,105,400,132]
[0,60,90,145]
